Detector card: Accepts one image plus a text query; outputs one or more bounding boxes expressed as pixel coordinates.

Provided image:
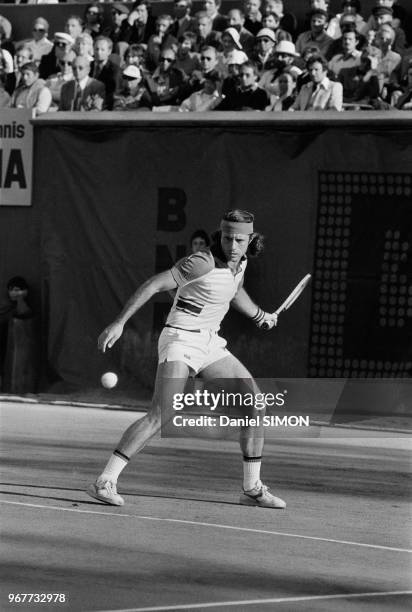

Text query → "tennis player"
[87,209,286,509]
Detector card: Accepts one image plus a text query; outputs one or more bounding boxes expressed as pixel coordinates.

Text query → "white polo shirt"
[167,249,246,332]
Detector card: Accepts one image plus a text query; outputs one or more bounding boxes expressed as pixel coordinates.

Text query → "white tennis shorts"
[158,326,230,373]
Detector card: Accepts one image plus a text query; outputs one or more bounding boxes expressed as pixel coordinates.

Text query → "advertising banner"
[0,110,33,207]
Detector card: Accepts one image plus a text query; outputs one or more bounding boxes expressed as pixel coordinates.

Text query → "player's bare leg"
[201,354,286,509]
[87,360,190,505]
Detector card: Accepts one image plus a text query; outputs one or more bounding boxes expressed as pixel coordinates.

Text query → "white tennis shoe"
[240,483,286,509]
[87,480,124,506]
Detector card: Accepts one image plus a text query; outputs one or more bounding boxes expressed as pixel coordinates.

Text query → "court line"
[97,590,412,611]
[1,499,411,554]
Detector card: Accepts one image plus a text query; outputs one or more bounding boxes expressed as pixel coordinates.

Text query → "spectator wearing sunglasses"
[103,3,130,47]
[250,28,277,74]
[147,14,177,70]
[39,32,75,80]
[27,18,53,61]
[45,50,76,110]
[145,47,186,107]
[84,3,104,40]
[113,64,151,110]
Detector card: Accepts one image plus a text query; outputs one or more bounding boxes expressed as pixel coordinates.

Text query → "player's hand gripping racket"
[261,274,312,330]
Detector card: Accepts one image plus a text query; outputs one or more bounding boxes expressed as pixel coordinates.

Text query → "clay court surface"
[1,400,411,612]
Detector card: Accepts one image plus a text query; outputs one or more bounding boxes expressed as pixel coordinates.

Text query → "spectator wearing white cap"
[27,17,53,61]
[250,28,277,73]
[227,9,255,56]
[216,48,248,108]
[259,40,301,95]
[113,64,151,110]
[221,27,248,71]
[39,32,75,80]
[261,11,291,44]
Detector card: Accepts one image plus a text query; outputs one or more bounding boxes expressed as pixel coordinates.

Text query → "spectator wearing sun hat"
[259,40,301,97]
[216,48,249,108]
[39,32,75,80]
[296,9,334,58]
[220,27,248,71]
[250,28,277,73]
[27,17,54,62]
[227,8,255,56]
[113,64,151,110]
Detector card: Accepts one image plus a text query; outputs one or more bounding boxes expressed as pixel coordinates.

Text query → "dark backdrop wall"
[1,114,411,390]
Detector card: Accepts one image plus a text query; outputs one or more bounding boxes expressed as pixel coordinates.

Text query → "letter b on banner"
[157,188,186,231]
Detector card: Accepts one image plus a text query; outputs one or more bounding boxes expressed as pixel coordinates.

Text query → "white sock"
[243,457,262,491]
[99,450,129,483]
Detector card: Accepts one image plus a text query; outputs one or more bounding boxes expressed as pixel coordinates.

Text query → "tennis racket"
[261,274,312,329]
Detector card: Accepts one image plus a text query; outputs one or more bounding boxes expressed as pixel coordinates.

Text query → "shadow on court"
[1,401,411,612]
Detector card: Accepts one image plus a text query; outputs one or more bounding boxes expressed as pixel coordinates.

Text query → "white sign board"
[0,109,33,207]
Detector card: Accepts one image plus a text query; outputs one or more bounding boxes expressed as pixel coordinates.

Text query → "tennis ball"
[101,372,118,389]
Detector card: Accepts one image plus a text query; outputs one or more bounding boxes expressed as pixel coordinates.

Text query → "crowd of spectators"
[0,0,411,113]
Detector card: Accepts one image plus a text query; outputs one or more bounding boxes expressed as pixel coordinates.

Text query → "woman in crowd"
[265,68,297,110]
[74,32,94,62]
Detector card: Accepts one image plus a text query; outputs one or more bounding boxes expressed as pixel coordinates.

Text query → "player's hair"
[211,210,265,258]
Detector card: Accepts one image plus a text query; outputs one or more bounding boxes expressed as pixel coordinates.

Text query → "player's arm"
[231,284,277,330]
[98,270,177,352]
